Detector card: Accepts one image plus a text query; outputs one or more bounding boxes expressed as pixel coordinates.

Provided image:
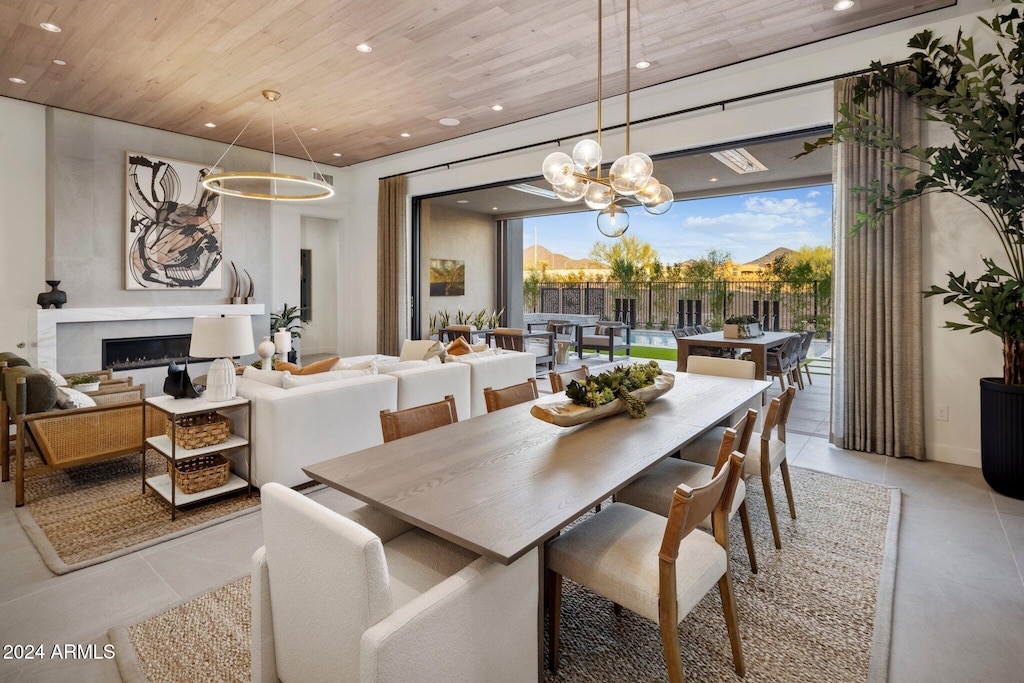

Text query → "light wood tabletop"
[675,330,799,380]
[303,372,770,565]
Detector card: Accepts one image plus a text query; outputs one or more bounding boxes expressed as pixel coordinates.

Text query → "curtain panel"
[830,72,926,459]
[377,176,407,356]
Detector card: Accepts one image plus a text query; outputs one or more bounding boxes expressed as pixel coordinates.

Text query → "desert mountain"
[747,247,795,267]
[523,245,605,271]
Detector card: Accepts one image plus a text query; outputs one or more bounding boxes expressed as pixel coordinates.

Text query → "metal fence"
[528,280,830,334]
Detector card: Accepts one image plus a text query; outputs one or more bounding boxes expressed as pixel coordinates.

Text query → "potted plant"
[68,373,100,393]
[801,0,1024,497]
[270,303,305,364]
[723,314,763,339]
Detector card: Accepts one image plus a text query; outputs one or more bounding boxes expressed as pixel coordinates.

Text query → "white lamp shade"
[189,316,255,359]
[274,330,292,354]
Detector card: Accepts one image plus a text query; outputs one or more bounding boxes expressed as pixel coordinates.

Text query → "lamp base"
[206,358,237,401]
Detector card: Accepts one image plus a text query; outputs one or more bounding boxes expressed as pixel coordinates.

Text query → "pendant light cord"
[625,0,631,156]
[597,0,603,159]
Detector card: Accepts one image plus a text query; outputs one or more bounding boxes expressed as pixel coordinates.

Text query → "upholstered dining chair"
[252,483,537,683]
[545,453,746,682]
[796,330,816,387]
[379,394,458,442]
[617,409,760,573]
[766,335,802,391]
[548,365,588,394]
[483,378,539,412]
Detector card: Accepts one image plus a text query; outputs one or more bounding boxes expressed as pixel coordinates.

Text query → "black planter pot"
[980,378,1024,499]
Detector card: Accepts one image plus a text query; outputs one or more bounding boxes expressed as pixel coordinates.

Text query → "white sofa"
[236,352,535,487]
[253,483,537,683]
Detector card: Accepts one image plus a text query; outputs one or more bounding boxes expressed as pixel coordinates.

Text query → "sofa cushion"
[242,366,286,388]
[0,352,30,368]
[39,367,68,387]
[336,355,391,370]
[372,359,429,375]
[3,366,57,414]
[275,356,340,375]
[281,369,373,389]
[55,386,96,410]
[399,340,446,362]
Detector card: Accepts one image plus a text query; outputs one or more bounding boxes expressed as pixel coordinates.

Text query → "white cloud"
[742,196,824,220]
[807,190,821,198]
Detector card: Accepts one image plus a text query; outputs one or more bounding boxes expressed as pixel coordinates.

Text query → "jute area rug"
[110,467,900,683]
[14,451,260,575]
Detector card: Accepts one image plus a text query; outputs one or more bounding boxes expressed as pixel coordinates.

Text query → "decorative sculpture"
[37,280,67,309]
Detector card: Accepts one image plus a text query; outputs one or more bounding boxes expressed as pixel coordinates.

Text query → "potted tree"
[802,0,1024,497]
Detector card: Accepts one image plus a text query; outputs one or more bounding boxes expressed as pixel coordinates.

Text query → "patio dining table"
[676,330,800,380]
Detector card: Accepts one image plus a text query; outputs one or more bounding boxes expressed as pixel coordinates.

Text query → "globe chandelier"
[541,0,673,237]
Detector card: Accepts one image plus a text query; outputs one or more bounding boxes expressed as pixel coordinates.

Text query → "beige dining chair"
[617,409,760,573]
[685,356,755,379]
[379,395,458,442]
[546,453,746,682]
[483,378,539,413]
[548,365,588,394]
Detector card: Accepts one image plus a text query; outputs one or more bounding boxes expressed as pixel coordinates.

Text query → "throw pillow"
[55,386,97,410]
[470,343,489,353]
[371,359,429,375]
[445,337,472,356]
[274,356,341,375]
[281,369,373,389]
[335,355,383,371]
[40,367,68,387]
[399,340,441,362]
[242,366,286,388]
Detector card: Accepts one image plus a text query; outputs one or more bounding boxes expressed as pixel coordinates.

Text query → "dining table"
[675,330,800,380]
[303,370,770,679]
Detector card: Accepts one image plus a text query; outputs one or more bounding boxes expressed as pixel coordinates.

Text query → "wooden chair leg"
[545,568,562,673]
[780,459,797,520]
[738,501,758,574]
[718,572,746,676]
[1,400,9,482]
[761,475,782,549]
[657,601,684,683]
[793,366,805,390]
[15,423,25,507]
[803,362,813,386]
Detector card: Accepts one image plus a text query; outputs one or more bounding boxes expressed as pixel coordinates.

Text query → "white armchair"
[252,483,538,683]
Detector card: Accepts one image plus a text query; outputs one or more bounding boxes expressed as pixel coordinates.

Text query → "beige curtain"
[377,176,407,356]
[831,72,926,459]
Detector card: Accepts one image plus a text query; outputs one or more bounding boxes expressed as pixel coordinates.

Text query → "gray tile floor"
[2,437,1023,681]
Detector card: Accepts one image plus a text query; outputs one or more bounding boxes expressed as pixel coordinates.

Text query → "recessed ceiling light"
[332,152,342,157]
[710,148,769,174]
[635,61,651,69]
[39,22,62,32]
[507,183,559,200]
[356,43,372,53]
[439,118,460,126]
[8,77,26,84]
[400,132,410,138]
[309,127,319,132]
[204,122,217,128]
[52,59,66,66]
[709,177,719,182]
[492,206,498,211]
[833,0,855,10]
[491,104,504,111]
[456,200,469,204]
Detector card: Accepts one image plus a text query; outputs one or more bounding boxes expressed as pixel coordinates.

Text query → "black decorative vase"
[37,280,67,309]
[980,378,1024,499]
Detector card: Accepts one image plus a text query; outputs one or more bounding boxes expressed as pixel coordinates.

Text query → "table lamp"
[189,315,255,401]
[273,329,292,362]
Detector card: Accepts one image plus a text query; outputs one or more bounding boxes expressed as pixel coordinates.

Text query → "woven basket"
[167,412,231,449]
[169,454,231,494]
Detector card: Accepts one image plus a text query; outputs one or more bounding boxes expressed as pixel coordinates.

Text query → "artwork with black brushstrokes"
[125,152,224,290]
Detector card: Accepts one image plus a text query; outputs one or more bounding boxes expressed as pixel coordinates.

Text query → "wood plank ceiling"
[0,0,955,166]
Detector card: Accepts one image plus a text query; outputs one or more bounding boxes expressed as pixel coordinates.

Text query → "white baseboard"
[926,442,981,468]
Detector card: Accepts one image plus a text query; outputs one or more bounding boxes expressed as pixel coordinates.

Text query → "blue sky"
[523,184,833,265]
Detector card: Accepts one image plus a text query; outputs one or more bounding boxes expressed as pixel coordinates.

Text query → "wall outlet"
[936,405,949,422]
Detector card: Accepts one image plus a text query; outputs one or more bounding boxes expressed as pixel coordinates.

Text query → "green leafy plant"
[799,0,1024,384]
[565,361,663,419]
[271,303,306,339]
[68,374,99,387]
[725,314,759,325]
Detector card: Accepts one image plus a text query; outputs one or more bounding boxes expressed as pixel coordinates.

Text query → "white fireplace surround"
[36,304,265,369]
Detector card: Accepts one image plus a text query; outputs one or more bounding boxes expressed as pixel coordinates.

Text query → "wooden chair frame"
[379,394,458,443]
[576,321,631,362]
[548,365,588,394]
[486,329,555,371]
[483,378,538,413]
[754,387,798,548]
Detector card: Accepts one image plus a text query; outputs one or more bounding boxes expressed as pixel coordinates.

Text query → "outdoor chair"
[797,330,816,387]
[528,319,578,363]
[483,378,539,412]
[578,322,631,362]
[487,328,555,371]
[439,325,485,344]
[379,395,458,443]
[766,336,802,391]
[695,325,713,334]
[617,409,760,573]
[545,452,746,682]
[671,328,691,340]
[549,365,588,394]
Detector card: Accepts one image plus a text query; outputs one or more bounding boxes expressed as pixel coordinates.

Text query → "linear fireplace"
[101,334,201,371]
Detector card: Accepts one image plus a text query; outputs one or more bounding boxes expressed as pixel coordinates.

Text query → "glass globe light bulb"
[572,139,603,171]
[542,152,574,185]
[553,175,589,202]
[609,153,653,196]
[597,204,630,237]
[636,176,662,205]
[584,182,612,210]
[643,184,674,215]
[633,152,654,178]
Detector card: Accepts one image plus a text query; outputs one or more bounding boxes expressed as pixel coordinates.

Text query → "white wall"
[337,0,1003,467]
[300,216,340,355]
[0,98,46,364]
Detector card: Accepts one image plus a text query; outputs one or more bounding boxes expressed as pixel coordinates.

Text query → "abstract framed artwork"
[429,259,465,296]
[125,152,224,290]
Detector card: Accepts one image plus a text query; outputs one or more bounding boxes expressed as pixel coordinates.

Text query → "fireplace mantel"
[36,304,265,368]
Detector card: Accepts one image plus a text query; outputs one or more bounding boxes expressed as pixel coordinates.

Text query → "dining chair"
[379,394,458,442]
[548,365,588,394]
[483,378,538,412]
[545,452,746,682]
[685,356,755,380]
[766,335,802,391]
[617,409,760,573]
[488,328,555,371]
[797,330,816,386]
